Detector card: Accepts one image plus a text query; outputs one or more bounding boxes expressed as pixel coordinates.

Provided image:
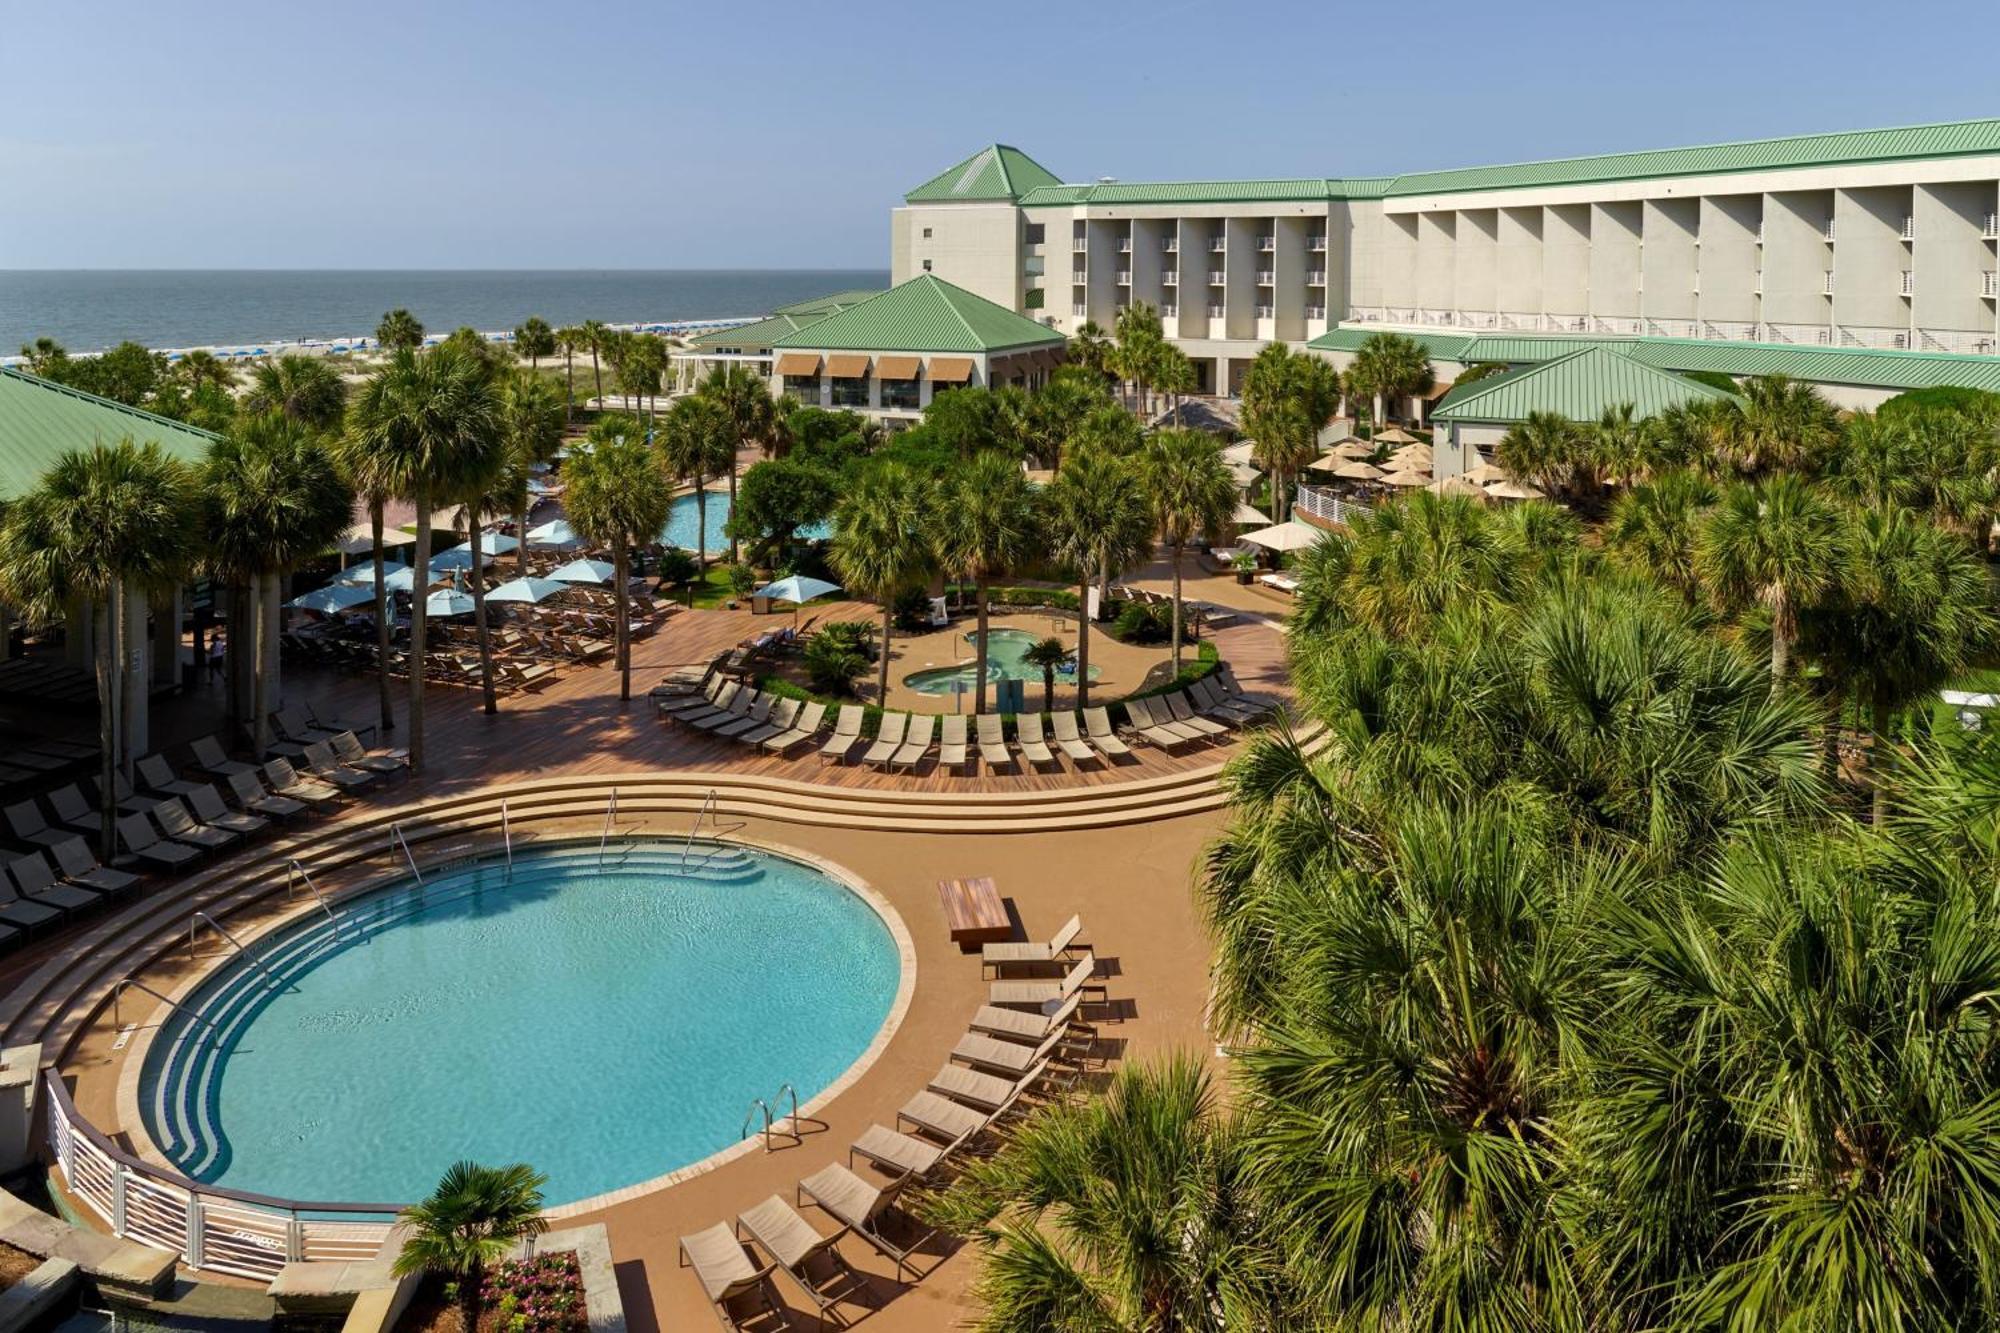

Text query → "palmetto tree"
[579,319,609,402]
[393,1162,548,1333]
[1240,342,1340,523]
[0,441,199,856]
[1346,331,1433,430]
[616,332,667,423]
[940,451,1042,714]
[553,324,584,423]
[1733,372,1841,478]
[344,347,502,769]
[1698,473,1843,694]
[492,371,566,577]
[1068,319,1111,381]
[1603,468,1719,601]
[1154,342,1198,427]
[830,460,937,701]
[512,315,555,371]
[1139,430,1237,674]
[375,308,424,351]
[563,432,672,701]
[1045,445,1152,707]
[1112,303,1164,416]
[1496,409,1584,502]
[696,363,776,565]
[243,354,347,431]
[173,348,237,392]
[659,394,737,571]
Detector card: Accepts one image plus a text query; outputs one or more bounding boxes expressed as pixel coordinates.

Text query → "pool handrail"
[286,859,344,940]
[187,911,284,992]
[389,822,423,886]
[598,786,617,864]
[112,977,227,1037]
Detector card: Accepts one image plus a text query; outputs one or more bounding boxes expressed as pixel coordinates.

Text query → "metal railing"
[188,912,283,991]
[1161,272,1177,285]
[389,823,422,886]
[1206,271,1226,285]
[1295,485,1374,528]
[286,859,343,940]
[598,786,618,864]
[1160,304,1178,318]
[1983,271,1998,299]
[45,1072,400,1281]
[501,799,512,878]
[1985,214,1999,240]
[113,978,225,1037]
[684,789,719,861]
[740,1084,802,1151]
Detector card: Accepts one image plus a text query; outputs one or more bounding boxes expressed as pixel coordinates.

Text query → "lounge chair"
[659,676,728,719]
[669,680,741,728]
[895,1089,992,1146]
[0,877,61,934]
[301,742,375,792]
[849,1124,953,1181]
[1161,690,1229,739]
[929,1058,1066,1113]
[190,735,255,779]
[990,952,1104,1010]
[1121,698,1203,751]
[1082,707,1134,761]
[937,715,969,773]
[952,1026,1090,1078]
[6,855,99,911]
[710,693,777,740]
[1048,711,1098,765]
[796,1163,932,1280]
[135,754,203,799]
[983,914,1085,973]
[272,706,337,748]
[1190,676,1263,726]
[735,1195,874,1326]
[263,759,341,806]
[760,701,828,755]
[332,730,408,774]
[677,1223,791,1332]
[115,814,201,872]
[691,689,759,734]
[102,771,168,816]
[1217,664,1282,718]
[816,706,863,764]
[1015,713,1059,770]
[861,712,908,768]
[50,837,140,895]
[974,714,1012,772]
[47,785,110,835]
[891,714,936,771]
[969,993,1090,1044]
[151,799,239,852]
[302,698,375,742]
[735,697,801,748]
[228,769,306,818]
[4,801,72,849]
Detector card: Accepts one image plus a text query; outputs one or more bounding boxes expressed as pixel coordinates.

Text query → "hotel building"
[893,123,2000,408]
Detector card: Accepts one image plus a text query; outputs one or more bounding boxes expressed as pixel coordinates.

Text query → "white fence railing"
[47,1072,400,1281]
[1341,307,2000,356]
[1295,485,1374,528]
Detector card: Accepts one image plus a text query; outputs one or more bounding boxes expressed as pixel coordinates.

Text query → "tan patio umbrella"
[1239,521,1322,552]
[1221,440,1260,466]
[1332,459,1385,481]
[1331,438,1375,459]
[1387,444,1433,470]
[1379,469,1431,488]
[1426,474,1489,499]
[1227,460,1262,488]
[1485,478,1548,500]
[1461,458,1508,485]
[1374,426,1420,445]
[1234,502,1272,525]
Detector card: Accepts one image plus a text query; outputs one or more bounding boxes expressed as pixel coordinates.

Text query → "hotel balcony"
[1305,304,1326,320]
[1983,271,1998,298]
[1072,303,1088,316]
[1206,271,1226,285]
[1072,238,1088,252]
[1255,270,1275,285]
[1256,236,1275,252]
[1254,304,1275,318]
[1823,270,1836,295]
[1209,237,1226,252]
[1900,270,1914,297]
[1162,271,1178,286]
[1206,303,1226,317]
[1309,234,1327,252]
[1837,324,1913,350]
[1823,220,1837,242]
[1306,270,1327,285]
[1162,237,1177,253]
[1116,237,1132,253]
[1160,303,1178,317]
[1072,271,1087,284]
[1115,270,1132,285]
[1986,214,2000,239]
[1901,215,1915,241]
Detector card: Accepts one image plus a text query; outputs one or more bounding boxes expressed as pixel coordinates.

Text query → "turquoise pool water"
[903,627,1102,696]
[138,842,899,1207]
[659,492,831,553]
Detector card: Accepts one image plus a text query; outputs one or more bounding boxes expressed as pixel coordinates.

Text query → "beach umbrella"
[525,519,583,548]
[1485,478,1548,501]
[486,577,568,604]
[431,533,520,570]
[1462,459,1509,485]
[1380,469,1431,488]
[1226,460,1261,488]
[525,476,555,496]
[752,574,842,628]
[1387,445,1433,470]
[336,559,411,585]
[425,589,475,617]
[1333,460,1385,481]
[1221,440,1259,467]
[1240,521,1321,553]
[548,558,615,585]
[1234,502,1272,526]
[287,583,375,614]
[1375,426,1420,445]
[382,566,430,593]
[1427,475,1489,500]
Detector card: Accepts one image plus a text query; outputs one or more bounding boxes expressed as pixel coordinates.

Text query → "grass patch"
[669,564,739,610]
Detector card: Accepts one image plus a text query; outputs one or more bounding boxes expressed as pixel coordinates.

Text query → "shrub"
[654,548,699,587]
[1111,600,1172,645]
[892,586,934,631]
[1678,368,1742,395]
[726,562,759,597]
[804,624,871,696]
[479,1252,586,1333]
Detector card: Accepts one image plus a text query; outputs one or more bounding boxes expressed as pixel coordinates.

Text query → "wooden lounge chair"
[983,914,1086,973]
[796,1163,931,1280]
[861,712,908,768]
[735,698,801,748]
[301,742,376,792]
[891,714,936,771]
[50,837,140,895]
[135,754,203,798]
[186,785,267,837]
[735,1195,874,1326]
[937,715,969,773]
[1161,690,1229,739]
[263,759,341,806]
[761,701,828,756]
[1015,713,1059,770]
[115,814,201,872]
[151,799,239,852]
[1048,711,1099,765]
[6,855,99,911]
[709,693,776,740]
[990,952,1103,1010]
[816,706,863,764]
[4,800,72,849]
[952,1026,1089,1078]
[1082,707,1134,761]
[191,735,255,779]
[849,1124,953,1181]
[677,1223,791,1332]
[974,714,1013,772]
[228,769,306,819]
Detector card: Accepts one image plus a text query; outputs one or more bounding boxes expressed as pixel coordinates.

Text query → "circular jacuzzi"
[133,840,906,1208]
[903,627,1102,696]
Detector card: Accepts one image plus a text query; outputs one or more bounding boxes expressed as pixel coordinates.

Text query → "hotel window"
[881,377,921,410]
[783,374,821,402]
[831,377,869,408]
[1025,223,1045,244]
[923,259,932,272]
[922,227,932,238]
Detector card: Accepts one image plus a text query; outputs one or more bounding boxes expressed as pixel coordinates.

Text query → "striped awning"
[875,355,921,380]
[929,357,975,384]
[825,353,871,379]
[773,352,821,376]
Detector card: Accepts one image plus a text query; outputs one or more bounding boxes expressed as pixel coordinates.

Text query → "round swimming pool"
[658,493,831,553]
[135,841,903,1208]
[903,627,1102,696]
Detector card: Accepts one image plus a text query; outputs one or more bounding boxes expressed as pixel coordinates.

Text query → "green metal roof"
[1387,117,2000,197]
[1018,177,1393,208]
[1432,346,1736,424]
[0,367,217,502]
[904,146,1065,204]
[769,290,882,318]
[687,313,821,351]
[1306,328,1478,360]
[770,275,1065,355]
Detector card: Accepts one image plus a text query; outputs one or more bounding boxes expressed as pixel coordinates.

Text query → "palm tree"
[1733,373,1841,477]
[375,308,424,351]
[0,441,199,856]
[696,364,776,565]
[1240,342,1340,523]
[1112,303,1164,416]
[17,337,67,377]
[1023,636,1068,711]
[829,461,937,701]
[1698,473,1843,694]
[579,319,609,403]
[940,451,1041,714]
[1154,343,1198,427]
[1603,469,1719,601]
[492,372,566,577]
[392,1162,548,1333]
[512,316,555,372]
[921,1057,1286,1331]
[1138,430,1236,674]
[1068,319,1111,381]
[1045,446,1151,707]
[201,415,353,756]
[659,394,737,572]
[173,348,237,392]
[1346,331,1433,430]
[617,333,666,424]
[1496,410,1583,502]
[563,432,673,700]
[243,354,347,431]
[344,347,503,770]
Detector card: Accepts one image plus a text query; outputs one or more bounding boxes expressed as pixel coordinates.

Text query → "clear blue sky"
[3,0,1993,270]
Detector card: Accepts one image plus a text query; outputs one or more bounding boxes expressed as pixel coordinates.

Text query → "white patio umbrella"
[1233,502,1272,526]
[525,518,583,548]
[287,583,375,614]
[1221,440,1259,466]
[752,575,843,628]
[486,577,568,604]
[336,560,410,585]
[1239,521,1321,552]
[1374,426,1420,445]
[1227,460,1262,488]
[1380,469,1431,488]
[547,558,615,584]
[1485,478,1548,500]
[425,589,476,617]
[1461,459,1509,485]
[1332,460,1385,481]
[334,522,383,557]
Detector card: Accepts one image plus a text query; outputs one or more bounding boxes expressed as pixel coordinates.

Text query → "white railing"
[1901,216,1915,241]
[1823,270,1836,295]
[1116,238,1132,253]
[1206,304,1226,318]
[1162,237,1178,253]
[1305,305,1326,319]
[1306,271,1327,285]
[1115,270,1132,285]
[1071,271,1087,284]
[1206,271,1226,285]
[1920,328,1999,355]
[1985,214,2000,240]
[1702,320,1758,342]
[1255,270,1275,284]
[1331,307,2000,358]
[1295,484,1374,528]
[1254,305,1275,319]
[1823,220,1837,242]
[1983,271,1998,298]
[1258,237,1275,251]
[46,1072,400,1282]
[1209,237,1227,252]
[1072,303,1088,317]
[1418,308,1457,326]
[1754,223,1764,244]
[1644,318,1699,339]
[1837,324,1912,350]
[1161,271,1178,286]
[1072,238,1088,252]
[1160,304,1178,318]
[1764,321,1836,346]
[1454,310,1500,330]
[1309,235,1328,251]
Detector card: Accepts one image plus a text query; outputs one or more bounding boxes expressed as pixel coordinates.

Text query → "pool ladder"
[740,1083,801,1151]
[113,977,225,1041]
[287,859,346,941]
[681,788,745,870]
[187,911,285,992]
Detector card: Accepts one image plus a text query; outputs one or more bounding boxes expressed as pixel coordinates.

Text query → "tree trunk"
[564,352,575,424]
[370,501,395,734]
[93,599,118,862]
[615,544,632,701]
[1769,589,1790,698]
[726,441,741,565]
[249,571,268,758]
[878,602,893,701]
[1044,668,1055,712]
[973,576,991,715]
[1373,393,1385,433]
[591,349,602,401]
[409,495,430,773]
[1170,542,1186,675]
[694,475,709,572]
[471,511,497,715]
[1076,575,1092,709]
[223,584,244,737]
[517,491,530,577]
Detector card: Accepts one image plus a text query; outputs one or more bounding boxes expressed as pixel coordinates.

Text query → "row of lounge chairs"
[658,681,831,756]
[1109,582,1239,630]
[1118,671,1280,753]
[680,913,1105,1330]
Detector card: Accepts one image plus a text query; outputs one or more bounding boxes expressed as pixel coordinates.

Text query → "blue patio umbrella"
[525,476,554,496]
[382,566,426,593]
[486,577,568,604]
[425,589,476,617]
[525,519,583,548]
[751,575,842,627]
[547,558,615,584]
[335,560,410,585]
[431,533,519,570]
[286,583,374,614]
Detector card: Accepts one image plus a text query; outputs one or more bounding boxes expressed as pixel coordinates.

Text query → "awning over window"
[825,353,871,379]
[774,352,821,376]
[929,357,975,384]
[875,355,922,380]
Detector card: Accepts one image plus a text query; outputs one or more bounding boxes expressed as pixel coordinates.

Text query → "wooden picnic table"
[936,876,1009,952]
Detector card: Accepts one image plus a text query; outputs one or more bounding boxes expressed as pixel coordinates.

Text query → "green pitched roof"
[905,146,1064,204]
[1019,177,1393,207]
[1307,328,1478,360]
[1388,117,2000,197]
[0,367,217,502]
[769,290,883,318]
[1432,346,1736,424]
[770,275,1064,354]
[687,313,822,351]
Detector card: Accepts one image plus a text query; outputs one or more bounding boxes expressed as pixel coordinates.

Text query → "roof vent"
[1097,176,1118,184]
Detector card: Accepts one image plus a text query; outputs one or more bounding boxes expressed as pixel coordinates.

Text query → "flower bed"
[482,1252,587,1333]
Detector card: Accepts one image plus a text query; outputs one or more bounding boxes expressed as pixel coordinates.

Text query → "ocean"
[0,269,891,355]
